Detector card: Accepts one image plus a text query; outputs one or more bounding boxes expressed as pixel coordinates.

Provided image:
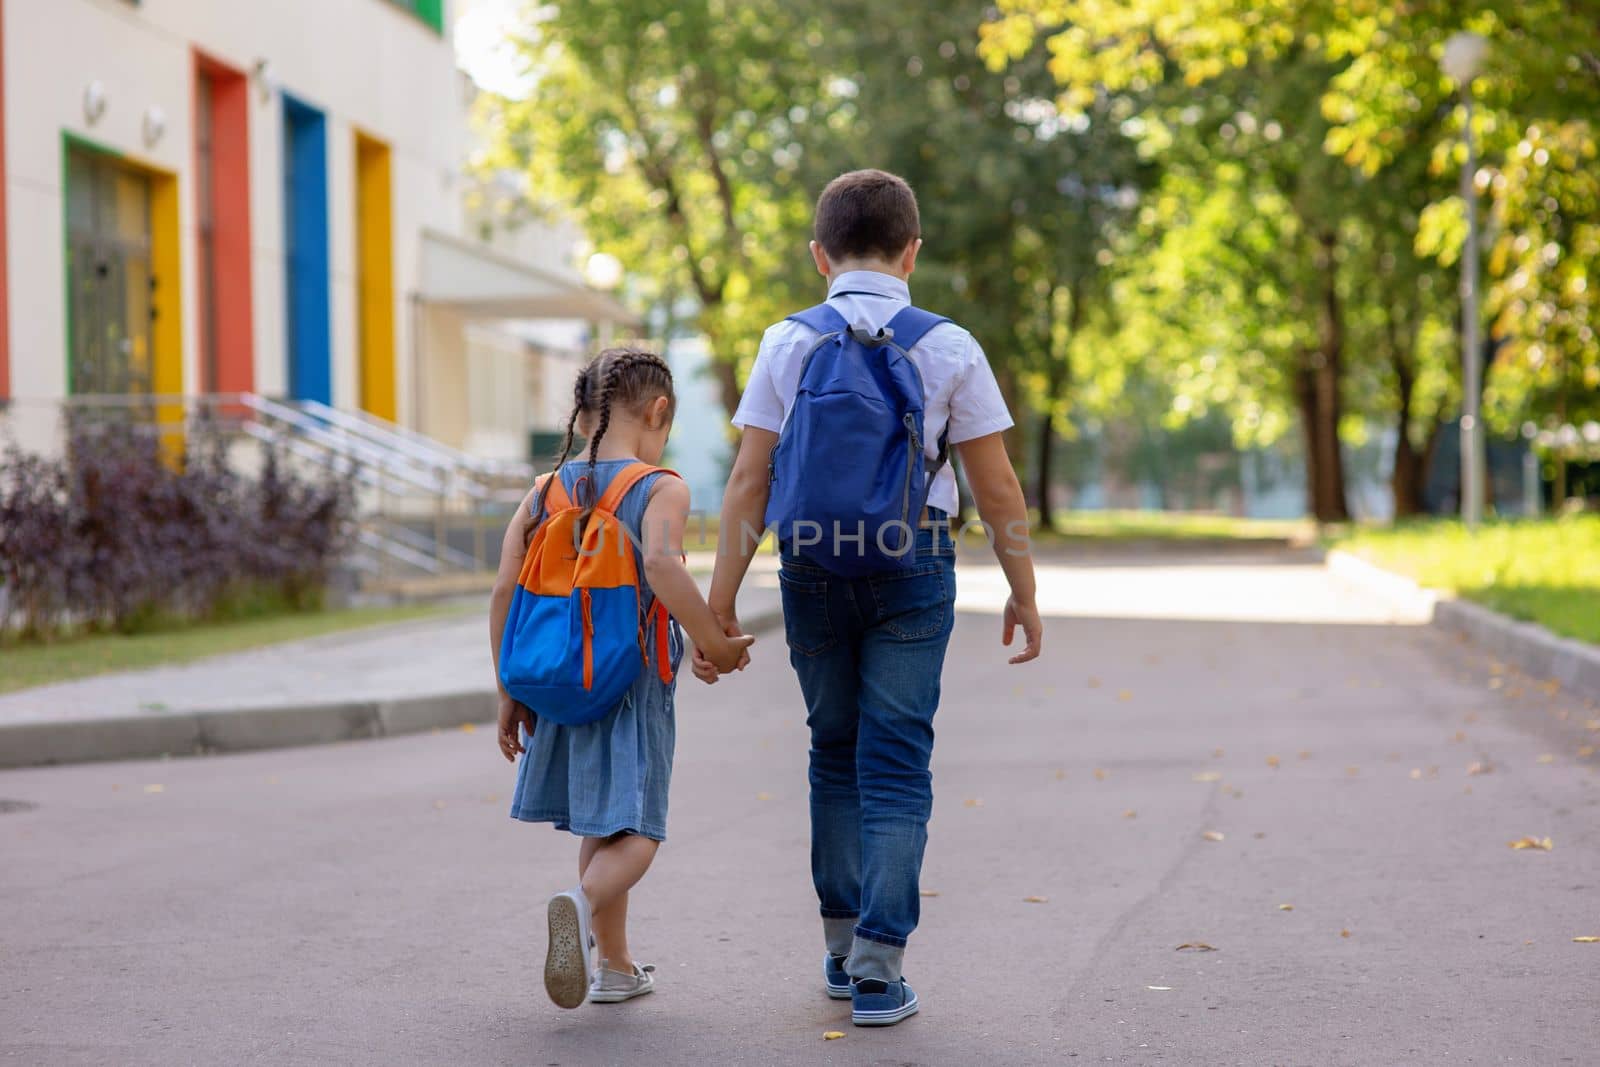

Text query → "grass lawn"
[1330,515,1600,644]
[0,602,461,695]
[1030,509,1313,543]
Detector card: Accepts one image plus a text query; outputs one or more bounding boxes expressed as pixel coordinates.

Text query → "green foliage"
[480,0,829,412]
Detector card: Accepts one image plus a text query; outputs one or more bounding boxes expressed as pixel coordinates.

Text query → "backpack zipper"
[900,413,920,552]
[580,588,594,691]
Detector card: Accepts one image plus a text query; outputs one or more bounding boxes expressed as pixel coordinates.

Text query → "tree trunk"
[1302,233,1351,523]
[1035,411,1056,532]
[1390,356,1426,518]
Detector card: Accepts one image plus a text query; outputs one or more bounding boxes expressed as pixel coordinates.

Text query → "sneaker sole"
[544,895,588,1009]
[853,993,919,1027]
[826,984,853,1001]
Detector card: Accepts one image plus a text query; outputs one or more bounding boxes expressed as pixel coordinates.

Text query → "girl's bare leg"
[580,833,660,976]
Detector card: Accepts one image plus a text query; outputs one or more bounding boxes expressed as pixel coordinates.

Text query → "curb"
[0,605,787,771]
[1326,549,1600,704]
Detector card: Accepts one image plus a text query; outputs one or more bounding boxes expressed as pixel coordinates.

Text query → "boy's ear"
[809,240,831,279]
[900,237,922,277]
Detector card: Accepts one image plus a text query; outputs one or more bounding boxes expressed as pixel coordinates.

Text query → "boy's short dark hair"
[813,169,920,263]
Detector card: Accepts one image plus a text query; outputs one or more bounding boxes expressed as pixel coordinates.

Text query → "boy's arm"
[954,432,1043,664]
[707,427,778,625]
[643,476,756,673]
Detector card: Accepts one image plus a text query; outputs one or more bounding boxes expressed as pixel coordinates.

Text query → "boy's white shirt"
[732,270,1013,517]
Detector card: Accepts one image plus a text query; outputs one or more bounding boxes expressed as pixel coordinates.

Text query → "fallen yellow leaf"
[1507,836,1554,851]
[963,797,983,808]
[1094,768,1108,781]
[1054,768,1067,780]
[1451,730,1466,742]
[823,1030,845,1040]
[1023,895,1049,903]
[1201,830,1225,842]
[1346,766,1360,777]
[1537,754,1556,764]
[1192,771,1222,782]
[1573,936,1600,943]
[1278,904,1294,911]
[1175,942,1217,952]
[756,792,772,801]
[1579,746,1596,759]
[1587,720,1600,732]
[1340,929,1352,938]
[1123,809,1137,819]
[1265,755,1281,768]
[919,889,940,898]
[1488,677,1505,690]
[1117,689,1133,702]
[459,723,477,734]
[1467,761,1492,776]
[1540,679,1561,696]
[142,784,165,794]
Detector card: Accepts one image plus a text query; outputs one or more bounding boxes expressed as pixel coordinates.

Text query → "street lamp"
[1443,31,1489,528]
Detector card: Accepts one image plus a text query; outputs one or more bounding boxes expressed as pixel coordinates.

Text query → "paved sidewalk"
[0,567,781,767]
[2,546,1596,1065]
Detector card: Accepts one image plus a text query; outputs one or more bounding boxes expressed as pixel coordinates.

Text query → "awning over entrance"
[417,229,639,325]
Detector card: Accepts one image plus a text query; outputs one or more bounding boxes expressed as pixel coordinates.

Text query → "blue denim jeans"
[778,522,956,982]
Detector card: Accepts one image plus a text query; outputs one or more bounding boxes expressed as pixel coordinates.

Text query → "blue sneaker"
[823,953,851,1000]
[851,977,919,1027]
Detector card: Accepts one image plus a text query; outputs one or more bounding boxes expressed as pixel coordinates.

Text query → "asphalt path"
[3,548,1597,1066]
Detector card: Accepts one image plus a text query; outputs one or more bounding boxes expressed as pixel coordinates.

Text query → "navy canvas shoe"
[851,977,919,1027]
[823,952,851,999]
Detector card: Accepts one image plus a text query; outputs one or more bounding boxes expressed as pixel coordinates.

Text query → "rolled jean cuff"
[847,934,904,984]
[819,907,859,920]
[822,916,857,957]
[852,923,908,949]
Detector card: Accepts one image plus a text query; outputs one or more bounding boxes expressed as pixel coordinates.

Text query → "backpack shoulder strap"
[885,305,950,352]
[786,303,850,337]
[535,472,573,515]
[594,462,681,517]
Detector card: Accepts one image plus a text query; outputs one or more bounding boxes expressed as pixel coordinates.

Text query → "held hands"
[496,692,536,762]
[1003,594,1044,665]
[691,611,754,684]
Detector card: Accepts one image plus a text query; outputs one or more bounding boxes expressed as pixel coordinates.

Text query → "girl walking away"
[489,349,754,1009]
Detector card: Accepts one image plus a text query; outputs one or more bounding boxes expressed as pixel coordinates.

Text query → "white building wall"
[3,0,461,423]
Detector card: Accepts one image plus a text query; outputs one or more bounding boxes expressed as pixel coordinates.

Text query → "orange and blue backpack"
[498,462,678,727]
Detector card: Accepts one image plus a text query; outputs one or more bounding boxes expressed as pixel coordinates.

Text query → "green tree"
[480,0,831,417]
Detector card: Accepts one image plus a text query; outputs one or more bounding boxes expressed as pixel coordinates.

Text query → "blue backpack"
[764,301,950,577]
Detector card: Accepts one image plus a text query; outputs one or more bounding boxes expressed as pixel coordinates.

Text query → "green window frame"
[386,0,443,33]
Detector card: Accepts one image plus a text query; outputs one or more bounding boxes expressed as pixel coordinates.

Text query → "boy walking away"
[697,169,1043,1026]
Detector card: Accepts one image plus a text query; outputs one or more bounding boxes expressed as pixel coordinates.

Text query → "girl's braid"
[528,362,596,543]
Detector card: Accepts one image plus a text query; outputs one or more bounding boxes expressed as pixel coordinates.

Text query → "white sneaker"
[588,960,656,1003]
[544,888,593,1009]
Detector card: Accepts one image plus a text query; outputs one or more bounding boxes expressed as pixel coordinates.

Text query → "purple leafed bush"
[0,419,353,639]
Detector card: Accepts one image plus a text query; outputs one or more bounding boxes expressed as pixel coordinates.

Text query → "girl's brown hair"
[529,347,675,535]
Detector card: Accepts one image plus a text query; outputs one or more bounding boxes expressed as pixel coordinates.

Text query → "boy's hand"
[497,693,535,762]
[1003,595,1043,665]
[708,633,757,674]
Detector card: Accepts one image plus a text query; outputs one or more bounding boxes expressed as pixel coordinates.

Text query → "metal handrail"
[301,399,534,483]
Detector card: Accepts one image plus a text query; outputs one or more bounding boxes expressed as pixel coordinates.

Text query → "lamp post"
[1443,31,1489,528]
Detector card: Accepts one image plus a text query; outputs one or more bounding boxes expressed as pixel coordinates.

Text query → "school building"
[0,0,630,466]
